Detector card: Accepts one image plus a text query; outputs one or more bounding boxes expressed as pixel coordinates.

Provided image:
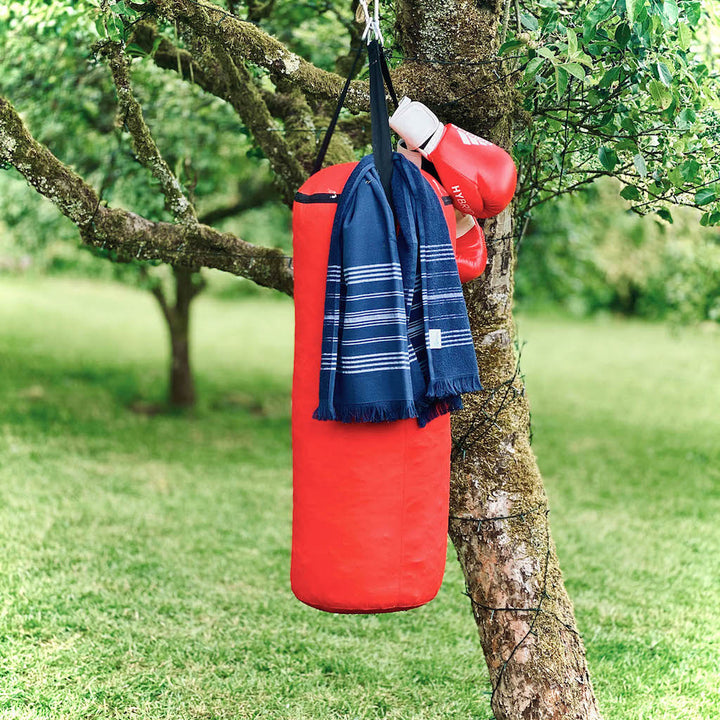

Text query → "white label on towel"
[429,329,442,349]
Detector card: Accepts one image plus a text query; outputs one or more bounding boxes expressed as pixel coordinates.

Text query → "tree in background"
[0,4,280,407]
[1,1,719,717]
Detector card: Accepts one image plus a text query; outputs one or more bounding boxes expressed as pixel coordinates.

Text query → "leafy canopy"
[508,0,720,226]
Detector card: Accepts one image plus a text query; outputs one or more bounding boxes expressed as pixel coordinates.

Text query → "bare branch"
[147,275,173,322]
[209,42,306,202]
[100,40,197,224]
[0,94,293,296]
[131,19,209,84]
[197,181,276,225]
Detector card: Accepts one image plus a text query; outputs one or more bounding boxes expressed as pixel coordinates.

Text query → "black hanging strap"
[379,48,398,110]
[368,39,393,199]
[311,41,399,184]
[311,43,365,176]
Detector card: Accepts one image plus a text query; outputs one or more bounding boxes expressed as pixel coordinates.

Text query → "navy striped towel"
[313,153,482,426]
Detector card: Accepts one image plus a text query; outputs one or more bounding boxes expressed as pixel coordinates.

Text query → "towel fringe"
[416,395,464,428]
[425,375,483,401]
[314,401,417,424]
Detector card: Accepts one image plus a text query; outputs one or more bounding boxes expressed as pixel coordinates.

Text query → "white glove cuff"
[389,97,443,155]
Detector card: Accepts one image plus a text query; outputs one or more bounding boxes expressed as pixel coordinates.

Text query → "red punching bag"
[291,161,458,613]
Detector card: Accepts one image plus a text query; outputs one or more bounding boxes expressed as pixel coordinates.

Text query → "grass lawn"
[0,276,717,720]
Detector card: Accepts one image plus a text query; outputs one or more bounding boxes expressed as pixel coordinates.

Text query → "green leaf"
[599,146,619,172]
[680,158,700,182]
[616,139,638,152]
[648,79,672,109]
[686,1,702,25]
[125,42,146,57]
[555,65,569,99]
[677,108,696,129]
[615,22,631,48]
[621,117,638,134]
[635,0,650,23]
[625,0,637,21]
[633,154,647,177]
[566,27,578,56]
[656,207,673,224]
[677,22,692,50]
[498,39,525,55]
[520,13,538,31]
[663,0,679,25]
[668,167,684,188]
[599,66,621,88]
[561,63,586,81]
[620,185,641,200]
[695,187,716,206]
[656,62,673,87]
[583,0,614,41]
[537,47,556,62]
[524,57,545,80]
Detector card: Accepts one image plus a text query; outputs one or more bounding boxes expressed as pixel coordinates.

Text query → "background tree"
[0,2,281,408]
[1,0,718,717]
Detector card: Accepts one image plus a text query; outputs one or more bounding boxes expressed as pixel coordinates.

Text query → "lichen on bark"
[151,0,370,110]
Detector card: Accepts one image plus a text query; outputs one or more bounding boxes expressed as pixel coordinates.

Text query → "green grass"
[0,277,718,720]
[518,313,720,720]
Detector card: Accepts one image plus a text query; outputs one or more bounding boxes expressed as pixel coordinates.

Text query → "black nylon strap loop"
[380,48,398,110]
[311,43,365,176]
[368,39,393,199]
[311,41,399,181]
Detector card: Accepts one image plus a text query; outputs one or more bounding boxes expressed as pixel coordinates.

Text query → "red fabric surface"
[290,162,454,613]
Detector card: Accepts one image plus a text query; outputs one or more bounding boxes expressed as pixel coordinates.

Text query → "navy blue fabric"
[313,153,482,426]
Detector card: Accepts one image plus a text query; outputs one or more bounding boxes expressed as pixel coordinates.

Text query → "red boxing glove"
[454,212,487,283]
[390,97,517,219]
[397,140,487,283]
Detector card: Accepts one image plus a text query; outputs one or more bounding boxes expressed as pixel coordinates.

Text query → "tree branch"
[0,94,293,296]
[151,0,368,110]
[146,272,173,323]
[197,180,276,225]
[208,41,306,202]
[100,40,197,224]
[130,19,312,201]
[131,19,209,85]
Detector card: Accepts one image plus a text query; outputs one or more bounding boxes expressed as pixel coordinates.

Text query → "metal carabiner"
[358,0,383,45]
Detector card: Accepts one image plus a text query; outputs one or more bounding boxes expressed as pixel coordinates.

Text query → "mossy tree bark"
[395,1,602,717]
[451,211,601,720]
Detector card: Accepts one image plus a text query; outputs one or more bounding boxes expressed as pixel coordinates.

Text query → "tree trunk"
[168,314,195,408]
[168,266,197,408]
[450,211,601,720]
[150,266,200,409]
[394,2,603,717]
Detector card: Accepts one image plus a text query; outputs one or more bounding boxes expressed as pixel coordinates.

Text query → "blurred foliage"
[516,178,720,323]
[2,0,719,316]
